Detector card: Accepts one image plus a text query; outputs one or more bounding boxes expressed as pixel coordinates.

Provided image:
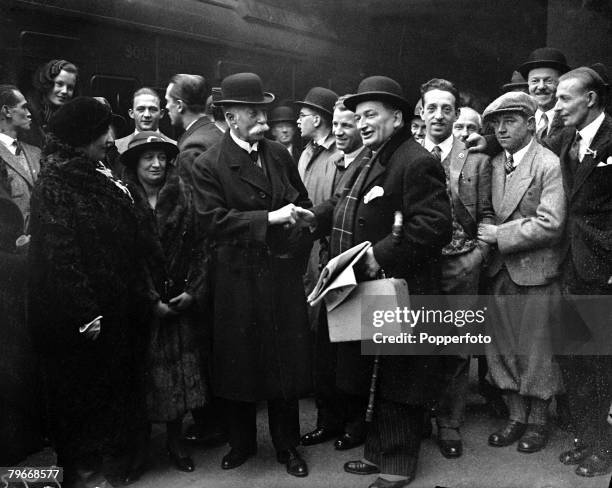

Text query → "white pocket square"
[596,156,612,167]
[364,185,385,204]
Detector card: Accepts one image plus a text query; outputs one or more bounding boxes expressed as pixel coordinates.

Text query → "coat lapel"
[448,138,466,201]
[491,153,506,215]
[0,142,34,187]
[497,140,536,223]
[225,133,272,196]
[571,114,612,198]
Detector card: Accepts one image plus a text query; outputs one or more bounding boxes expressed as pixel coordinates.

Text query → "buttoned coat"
[313,125,453,404]
[188,132,313,402]
[177,116,224,187]
[486,139,566,285]
[0,140,40,228]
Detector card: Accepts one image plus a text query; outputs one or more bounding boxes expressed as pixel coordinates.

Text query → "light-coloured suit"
[486,138,565,400]
[0,140,41,230]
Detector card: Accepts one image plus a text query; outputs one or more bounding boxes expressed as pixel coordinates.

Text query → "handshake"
[268,204,316,228]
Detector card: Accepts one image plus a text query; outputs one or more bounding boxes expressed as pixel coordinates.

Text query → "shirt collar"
[578,111,605,150]
[343,145,364,167]
[505,137,534,167]
[536,108,556,128]
[423,134,454,161]
[230,129,258,153]
[0,133,17,153]
[314,132,334,149]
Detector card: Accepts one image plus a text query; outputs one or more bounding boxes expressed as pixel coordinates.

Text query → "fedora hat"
[518,47,570,78]
[216,73,275,105]
[482,91,538,122]
[295,87,338,116]
[344,76,411,114]
[269,106,296,124]
[120,130,179,167]
[501,71,529,93]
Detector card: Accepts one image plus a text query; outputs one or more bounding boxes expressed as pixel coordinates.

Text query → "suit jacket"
[0,140,40,229]
[487,139,566,286]
[555,113,612,292]
[443,137,494,260]
[115,130,176,154]
[176,116,223,187]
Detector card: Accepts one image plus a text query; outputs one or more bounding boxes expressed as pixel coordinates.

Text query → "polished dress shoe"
[559,439,590,465]
[276,448,308,477]
[438,427,462,458]
[334,432,365,450]
[167,444,195,472]
[221,448,256,470]
[300,427,340,446]
[368,475,414,487]
[575,449,612,477]
[517,424,548,453]
[488,420,526,447]
[344,460,380,475]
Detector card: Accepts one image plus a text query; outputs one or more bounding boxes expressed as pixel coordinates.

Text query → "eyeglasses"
[297,112,314,119]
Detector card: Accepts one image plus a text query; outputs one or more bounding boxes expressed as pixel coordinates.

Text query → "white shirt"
[0,133,18,155]
[230,130,259,154]
[423,134,454,161]
[505,137,534,169]
[342,145,364,168]
[576,111,605,162]
[535,108,556,134]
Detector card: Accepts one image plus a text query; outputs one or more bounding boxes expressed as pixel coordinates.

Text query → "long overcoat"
[28,149,152,461]
[189,133,313,402]
[313,125,453,405]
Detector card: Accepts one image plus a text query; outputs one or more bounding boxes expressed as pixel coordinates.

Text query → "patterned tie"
[537,113,549,140]
[568,132,581,164]
[13,140,23,156]
[431,145,442,161]
[505,153,515,174]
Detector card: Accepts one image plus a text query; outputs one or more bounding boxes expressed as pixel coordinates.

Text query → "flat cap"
[482,91,538,121]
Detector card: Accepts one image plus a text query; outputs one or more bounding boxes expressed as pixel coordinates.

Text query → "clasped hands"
[268,203,316,228]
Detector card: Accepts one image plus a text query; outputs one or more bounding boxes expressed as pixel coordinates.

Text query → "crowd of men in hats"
[0,45,611,488]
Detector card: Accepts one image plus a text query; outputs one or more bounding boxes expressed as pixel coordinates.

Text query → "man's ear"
[313,114,321,128]
[0,105,10,120]
[586,90,597,109]
[393,109,403,128]
[128,108,135,120]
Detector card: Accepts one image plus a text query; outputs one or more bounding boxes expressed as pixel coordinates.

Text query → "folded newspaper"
[307,241,372,311]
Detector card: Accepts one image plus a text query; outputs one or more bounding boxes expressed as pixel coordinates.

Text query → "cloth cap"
[483,91,538,121]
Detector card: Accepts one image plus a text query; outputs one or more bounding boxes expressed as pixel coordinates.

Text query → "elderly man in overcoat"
[187,72,313,478]
[300,76,452,488]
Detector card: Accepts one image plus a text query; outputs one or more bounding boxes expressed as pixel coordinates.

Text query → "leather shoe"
[344,460,380,475]
[488,420,526,447]
[559,439,590,465]
[368,476,414,487]
[221,448,256,470]
[276,448,308,477]
[575,450,612,477]
[517,424,548,453]
[438,427,462,458]
[300,427,339,446]
[334,432,365,450]
[167,445,194,472]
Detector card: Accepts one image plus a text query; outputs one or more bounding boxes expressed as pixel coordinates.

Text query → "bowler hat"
[211,86,222,106]
[269,106,296,124]
[344,76,411,115]
[517,47,570,78]
[295,87,338,116]
[48,96,111,148]
[501,71,528,93]
[482,92,538,121]
[590,63,610,88]
[216,73,274,105]
[120,130,179,167]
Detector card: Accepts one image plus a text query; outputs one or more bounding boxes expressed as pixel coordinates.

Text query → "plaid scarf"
[330,148,374,257]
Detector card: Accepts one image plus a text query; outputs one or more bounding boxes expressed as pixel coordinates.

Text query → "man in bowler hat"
[269,105,301,162]
[186,72,313,477]
[298,75,452,487]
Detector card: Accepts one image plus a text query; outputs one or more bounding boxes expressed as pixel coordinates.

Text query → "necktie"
[505,153,515,174]
[537,113,549,140]
[568,132,581,164]
[431,145,442,161]
[249,150,258,164]
[13,140,23,156]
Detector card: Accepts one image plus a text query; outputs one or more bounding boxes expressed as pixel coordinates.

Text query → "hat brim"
[294,101,333,117]
[343,91,411,115]
[269,118,297,124]
[501,82,529,92]
[483,107,535,121]
[215,92,275,106]
[120,141,180,166]
[517,60,571,79]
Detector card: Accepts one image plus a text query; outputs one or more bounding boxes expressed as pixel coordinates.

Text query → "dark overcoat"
[28,150,152,461]
[125,165,209,422]
[189,133,313,402]
[313,126,453,405]
[177,116,224,187]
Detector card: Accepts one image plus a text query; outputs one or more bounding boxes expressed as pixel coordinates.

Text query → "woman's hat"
[501,71,529,93]
[269,106,296,124]
[120,131,179,167]
[295,87,338,116]
[517,47,571,79]
[48,96,111,148]
[215,73,275,105]
[343,76,411,115]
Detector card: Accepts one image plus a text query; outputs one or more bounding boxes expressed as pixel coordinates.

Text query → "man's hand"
[359,247,381,278]
[478,223,498,244]
[294,207,316,228]
[169,292,194,312]
[268,204,298,226]
[465,133,487,153]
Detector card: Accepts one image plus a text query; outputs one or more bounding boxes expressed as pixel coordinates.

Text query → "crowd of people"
[0,46,611,488]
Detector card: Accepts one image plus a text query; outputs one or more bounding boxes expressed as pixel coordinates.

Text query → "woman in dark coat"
[121,131,208,472]
[23,59,78,148]
[28,97,151,487]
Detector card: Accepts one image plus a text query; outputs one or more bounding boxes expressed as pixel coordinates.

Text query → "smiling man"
[452,107,482,142]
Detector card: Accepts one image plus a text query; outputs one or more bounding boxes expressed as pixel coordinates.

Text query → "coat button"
[358,217,365,227]
[259,191,266,198]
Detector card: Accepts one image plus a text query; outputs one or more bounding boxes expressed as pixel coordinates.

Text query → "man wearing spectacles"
[115,87,175,154]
